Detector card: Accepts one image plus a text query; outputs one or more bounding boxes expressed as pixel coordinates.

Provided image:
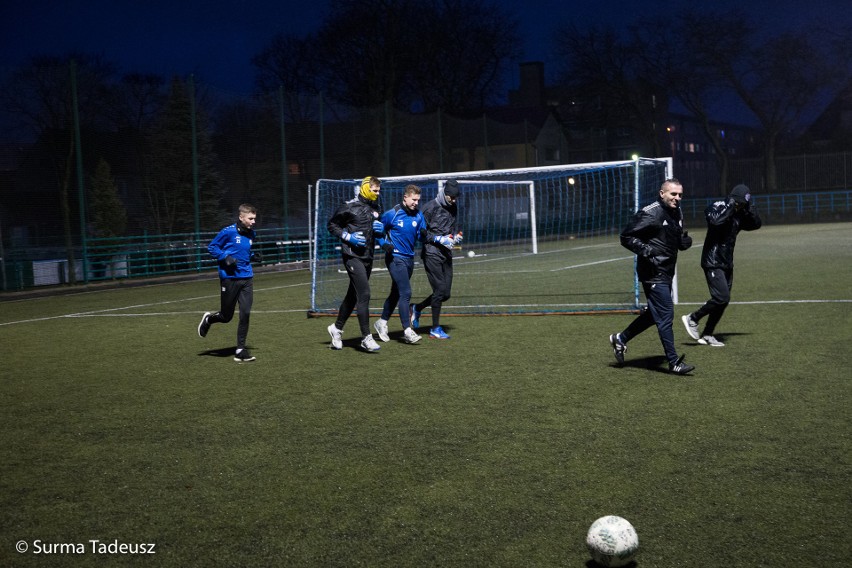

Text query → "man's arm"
[619,210,654,257]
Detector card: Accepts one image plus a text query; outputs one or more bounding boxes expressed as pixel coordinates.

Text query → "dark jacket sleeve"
[620,210,654,258]
[738,208,762,231]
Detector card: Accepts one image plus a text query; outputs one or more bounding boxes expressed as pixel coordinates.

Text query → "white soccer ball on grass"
[466,250,475,258]
[586,515,639,567]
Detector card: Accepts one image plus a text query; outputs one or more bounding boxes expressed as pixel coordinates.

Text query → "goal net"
[310,158,670,315]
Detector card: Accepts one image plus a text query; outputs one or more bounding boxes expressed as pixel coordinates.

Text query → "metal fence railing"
[1,226,310,292]
[681,190,852,224]
[3,191,850,292]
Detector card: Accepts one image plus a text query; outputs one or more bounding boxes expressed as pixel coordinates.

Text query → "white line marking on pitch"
[0,282,310,326]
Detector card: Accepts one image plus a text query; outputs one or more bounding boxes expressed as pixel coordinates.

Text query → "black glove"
[382,242,394,255]
[726,196,737,209]
[222,255,237,274]
[250,251,263,264]
[680,231,693,250]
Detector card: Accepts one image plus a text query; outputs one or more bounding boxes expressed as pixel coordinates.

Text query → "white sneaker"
[681,314,701,340]
[361,334,381,352]
[327,323,342,350]
[403,327,422,344]
[698,335,725,347]
[374,319,390,342]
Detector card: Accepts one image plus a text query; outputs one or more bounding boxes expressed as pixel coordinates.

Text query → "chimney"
[510,61,545,107]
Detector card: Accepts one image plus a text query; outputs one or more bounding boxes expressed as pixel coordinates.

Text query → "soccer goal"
[309,157,671,315]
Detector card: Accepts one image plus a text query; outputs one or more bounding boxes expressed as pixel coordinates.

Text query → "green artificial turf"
[1,223,850,567]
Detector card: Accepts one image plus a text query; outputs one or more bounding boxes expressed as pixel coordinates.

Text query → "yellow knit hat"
[360,176,380,201]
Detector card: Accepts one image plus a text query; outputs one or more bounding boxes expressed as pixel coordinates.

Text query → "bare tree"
[552,24,666,159]
[252,32,323,122]
[631,11,753,193]
[682,12,850,192]
[0,54,115,283]
[408,0,522,115]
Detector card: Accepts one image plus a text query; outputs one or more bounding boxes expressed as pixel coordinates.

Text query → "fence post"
[189,75,202,271]
[70,59,89,284]
[279,86,289,238]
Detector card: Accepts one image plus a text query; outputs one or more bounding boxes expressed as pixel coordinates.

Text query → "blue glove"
[342,231,366,247]
[434,235,454,250]
[372,220,384,234]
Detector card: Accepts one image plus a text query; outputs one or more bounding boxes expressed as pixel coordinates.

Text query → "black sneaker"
[609,333,627,366]
[234,349,256,362]
[669,354,694,375]
[198,312,212,338]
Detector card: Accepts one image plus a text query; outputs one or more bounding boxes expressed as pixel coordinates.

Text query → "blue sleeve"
[208,228,230,261]
[418,212,428,242]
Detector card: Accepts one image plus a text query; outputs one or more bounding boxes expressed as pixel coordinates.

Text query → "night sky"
[0,0,849,107]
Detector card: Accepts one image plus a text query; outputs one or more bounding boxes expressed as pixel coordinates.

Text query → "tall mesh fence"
[1,66,850,291]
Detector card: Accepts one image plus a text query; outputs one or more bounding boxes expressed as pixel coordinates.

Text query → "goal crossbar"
[309,158,671,316]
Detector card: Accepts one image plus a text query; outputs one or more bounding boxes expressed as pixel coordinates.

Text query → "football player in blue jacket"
[373,184,427,344]
[197,204,261,362]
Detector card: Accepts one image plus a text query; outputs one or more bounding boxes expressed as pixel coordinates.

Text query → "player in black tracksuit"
[326,176,384,352]
[681,184,762,346]
[411,179,462,339]
[609,178,695,375]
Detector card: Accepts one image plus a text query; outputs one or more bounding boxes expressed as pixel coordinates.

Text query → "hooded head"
[438,179,461,207]
[360,176,381,201]
[729,184,751,205]
[444,179,460,199]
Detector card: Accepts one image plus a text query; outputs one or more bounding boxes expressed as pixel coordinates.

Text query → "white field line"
[0,281,310,327]
[414,299,852,310]
[549,256,633,272]
[3,297,849,327]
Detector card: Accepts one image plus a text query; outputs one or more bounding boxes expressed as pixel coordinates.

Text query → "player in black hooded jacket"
[410,179,462,340]
[681,184,762,347]
[609,178,695,375]
[326,176,385,352]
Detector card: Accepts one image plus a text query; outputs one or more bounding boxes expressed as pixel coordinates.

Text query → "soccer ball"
[586,515,639,567]
[467,250,475,258]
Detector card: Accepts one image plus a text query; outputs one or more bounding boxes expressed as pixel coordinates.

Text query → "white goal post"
[309,158,673,316]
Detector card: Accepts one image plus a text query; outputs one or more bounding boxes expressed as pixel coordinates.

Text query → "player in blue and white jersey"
[373,184,427,344]
[197,203,260,362]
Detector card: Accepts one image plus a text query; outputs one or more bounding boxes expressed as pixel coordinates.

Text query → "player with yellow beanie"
[360,176,381,201]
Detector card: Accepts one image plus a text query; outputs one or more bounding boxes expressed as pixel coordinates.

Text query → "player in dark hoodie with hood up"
[410,179,462,340]
[681,184,762,347]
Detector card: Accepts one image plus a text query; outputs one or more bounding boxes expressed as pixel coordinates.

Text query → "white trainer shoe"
[698,335,725,347]
[361,334,381,352]
[403,327,422,344]
[374,319,390,342]
[327,323,343,350]
[681,314,701,340]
